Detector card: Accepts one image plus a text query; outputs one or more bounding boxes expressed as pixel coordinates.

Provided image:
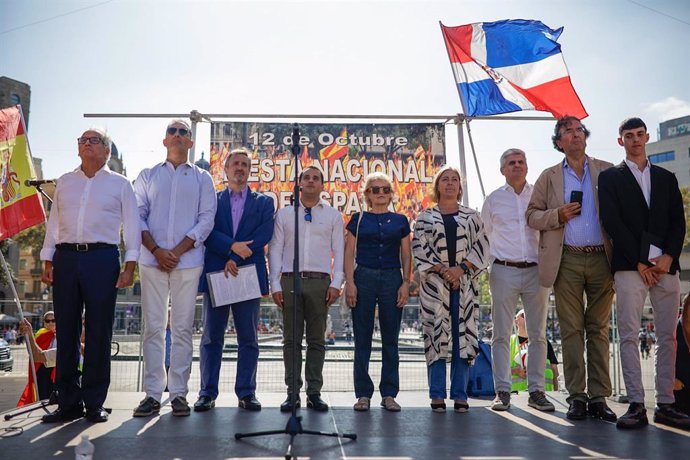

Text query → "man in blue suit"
[195,147,275,412]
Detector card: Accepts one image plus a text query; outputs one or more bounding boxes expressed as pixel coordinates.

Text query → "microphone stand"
[234,124,356,459]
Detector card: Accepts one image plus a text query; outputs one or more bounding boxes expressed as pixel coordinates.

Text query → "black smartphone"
[570,190,583,205]
[570,190,583,215]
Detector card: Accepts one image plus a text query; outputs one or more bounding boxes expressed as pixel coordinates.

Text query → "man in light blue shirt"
[527,116,616,423]
[132,119,216,417]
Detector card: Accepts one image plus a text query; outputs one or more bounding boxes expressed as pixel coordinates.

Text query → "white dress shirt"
[268,199,345,292]
[133,161,217,269]
[624,158,651,207]
[481,182,538,263]
[40,165,141,262]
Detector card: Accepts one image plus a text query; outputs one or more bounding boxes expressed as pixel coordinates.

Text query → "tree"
[682,186,690,248]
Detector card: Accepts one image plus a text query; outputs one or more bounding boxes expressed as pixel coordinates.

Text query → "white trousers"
[489,264,549,393]
[614,271,679,405]
[140,264,203,402]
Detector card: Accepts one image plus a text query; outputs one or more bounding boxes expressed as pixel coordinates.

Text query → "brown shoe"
[380,396,401,412]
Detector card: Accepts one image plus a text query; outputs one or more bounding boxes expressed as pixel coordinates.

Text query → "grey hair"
[167,118,191,131]
[499,148,526,169]
[85,127,112,154]
[225,147,251,167]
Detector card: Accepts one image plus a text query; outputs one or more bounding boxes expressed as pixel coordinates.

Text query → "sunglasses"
[45,319,56,323]
[166,127,191,137]
[77,136,104,145]
[304,207,312,223]
[367,186,392,194]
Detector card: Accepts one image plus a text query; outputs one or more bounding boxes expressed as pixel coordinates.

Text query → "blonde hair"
[431,165,463,203]
[361,172,394,209]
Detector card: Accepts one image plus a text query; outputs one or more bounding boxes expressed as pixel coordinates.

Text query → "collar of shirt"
[73,163,111,177]
[162,160,194,171]
[500,182,533,196]
[230,186,248,199]
[300,198,328,209]
[562,156,589,176]
[624,158,650,173]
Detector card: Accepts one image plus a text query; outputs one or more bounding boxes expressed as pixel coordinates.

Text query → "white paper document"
[206,264,261,307]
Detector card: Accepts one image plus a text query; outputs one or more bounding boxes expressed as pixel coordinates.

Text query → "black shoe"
[654,404,690,430]
[306,394,329,412]
[193,395,215,412]
[566,400,587,420]
[616,402,648,429]
[41,405,84,423]
[238,394,262,411]
[588,401,618,422]
[133,396,161,417]
[280,395,301,412]
[85,406,109,423]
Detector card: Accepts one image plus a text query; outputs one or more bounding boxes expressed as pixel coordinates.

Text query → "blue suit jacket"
[199,188,275,296]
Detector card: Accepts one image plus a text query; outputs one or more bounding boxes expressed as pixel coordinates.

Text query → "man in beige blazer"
[526,116,616,422]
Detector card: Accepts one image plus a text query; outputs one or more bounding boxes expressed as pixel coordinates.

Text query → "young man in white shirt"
[482,148,554,412]
[40,127,141,423]
[132,120,216,417]
[269,166,344,412]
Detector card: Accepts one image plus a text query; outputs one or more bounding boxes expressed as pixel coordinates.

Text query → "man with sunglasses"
[481,148,554,413]
[132,119,216,418]
[40,127,141,423]
[269,165,345,412]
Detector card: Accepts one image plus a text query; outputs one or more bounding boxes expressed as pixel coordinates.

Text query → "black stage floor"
[1,391,689,459]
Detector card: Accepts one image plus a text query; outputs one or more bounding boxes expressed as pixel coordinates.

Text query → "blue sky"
[2,0,689,209]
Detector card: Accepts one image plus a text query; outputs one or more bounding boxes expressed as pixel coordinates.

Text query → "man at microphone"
[39,127,140,423]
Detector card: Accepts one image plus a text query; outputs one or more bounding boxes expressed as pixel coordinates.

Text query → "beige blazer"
[525,156,613,287]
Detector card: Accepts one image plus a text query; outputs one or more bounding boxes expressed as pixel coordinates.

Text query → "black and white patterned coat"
[412,205,490,366]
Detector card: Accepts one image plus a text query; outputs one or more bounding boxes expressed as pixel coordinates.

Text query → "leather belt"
[56,243,118,252]
[282,271,330,279]
[563,245,605,253]
[494,259,538,269]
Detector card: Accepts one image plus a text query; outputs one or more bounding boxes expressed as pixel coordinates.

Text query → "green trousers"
[281,275,330,396]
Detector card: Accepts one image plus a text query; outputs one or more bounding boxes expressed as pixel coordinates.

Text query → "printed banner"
[0,105,45,240]
[209,122,446,222]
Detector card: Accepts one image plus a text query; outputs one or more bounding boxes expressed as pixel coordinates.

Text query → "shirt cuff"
[40,248,55,261]
[186,231,201,248]
[270,276,282,294]
[124,249,140,262]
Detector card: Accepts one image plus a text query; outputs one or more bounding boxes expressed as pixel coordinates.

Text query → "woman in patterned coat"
[412,166,489,413]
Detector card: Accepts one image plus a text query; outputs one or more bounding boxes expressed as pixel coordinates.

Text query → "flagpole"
[440,21,475,205]
[0,249,43,410]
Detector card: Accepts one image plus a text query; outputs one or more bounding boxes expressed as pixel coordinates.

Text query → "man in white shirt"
[269,166,344,412]
[481,148,554,412]
[40,127,141,423]
[132,119,216,418]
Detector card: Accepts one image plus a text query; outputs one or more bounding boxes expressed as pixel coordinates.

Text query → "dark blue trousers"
[352,266,403,398]
[199,293,260,399]
[53,248,119,410]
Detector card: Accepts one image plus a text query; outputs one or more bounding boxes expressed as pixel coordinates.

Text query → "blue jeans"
[427,289,469,400]
[352,266,403,398]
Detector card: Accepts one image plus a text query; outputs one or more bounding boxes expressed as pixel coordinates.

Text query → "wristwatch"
[459,262,470,275]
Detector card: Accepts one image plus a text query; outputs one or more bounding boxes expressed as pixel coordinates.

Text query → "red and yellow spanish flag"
[319,127,348,164]
[17,327,56,407]
[0,106,45,240]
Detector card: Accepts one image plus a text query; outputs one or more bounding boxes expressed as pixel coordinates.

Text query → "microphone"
[25,179,55,187]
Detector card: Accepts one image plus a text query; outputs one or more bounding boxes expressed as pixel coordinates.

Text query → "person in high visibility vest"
[510,309,559,392]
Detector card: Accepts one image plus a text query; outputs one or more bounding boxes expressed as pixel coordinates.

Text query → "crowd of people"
[24,116,690,432]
